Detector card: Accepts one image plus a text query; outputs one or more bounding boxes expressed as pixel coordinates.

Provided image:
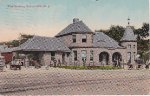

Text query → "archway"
[112,52,122,67]
[99,52,109,65]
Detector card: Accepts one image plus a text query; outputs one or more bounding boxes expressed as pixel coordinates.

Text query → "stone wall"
[41,52,70,66]
[121,41,137,64]
[69,47,126,66]
[57,33,93,48]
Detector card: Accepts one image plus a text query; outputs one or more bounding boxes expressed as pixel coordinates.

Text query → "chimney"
[73,18,79,23]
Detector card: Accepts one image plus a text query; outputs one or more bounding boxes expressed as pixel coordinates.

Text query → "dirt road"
[0,68,150,95]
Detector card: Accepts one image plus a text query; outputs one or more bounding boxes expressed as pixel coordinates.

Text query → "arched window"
[112,52,122,62]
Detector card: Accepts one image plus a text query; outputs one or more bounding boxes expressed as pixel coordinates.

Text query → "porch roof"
[13,36,71,52]
[0,45,14,53]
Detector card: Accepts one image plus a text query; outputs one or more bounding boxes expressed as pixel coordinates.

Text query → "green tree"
[5,34,33,47]
[97,25,125,42]
[134,23,149,39]
[19,33,33,44]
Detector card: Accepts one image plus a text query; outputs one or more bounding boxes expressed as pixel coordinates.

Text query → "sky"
[0,0,149,42]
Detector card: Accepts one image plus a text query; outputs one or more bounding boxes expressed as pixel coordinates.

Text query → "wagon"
[10,59,22,70]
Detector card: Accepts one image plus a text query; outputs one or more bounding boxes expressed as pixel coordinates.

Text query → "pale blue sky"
[0,0,149,42]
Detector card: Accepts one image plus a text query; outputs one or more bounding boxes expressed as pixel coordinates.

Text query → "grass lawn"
[58,66,122,70]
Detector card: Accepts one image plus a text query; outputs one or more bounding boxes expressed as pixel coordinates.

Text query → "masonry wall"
[41,52,70,66]
[41,52,51,66]
[121,41,137,64]
[57,33,93,48]
[69,47,126,66]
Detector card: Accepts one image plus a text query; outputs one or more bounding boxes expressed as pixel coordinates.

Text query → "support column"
[109,53,113,65]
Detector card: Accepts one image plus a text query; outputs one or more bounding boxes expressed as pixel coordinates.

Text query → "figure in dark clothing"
[145,64,149,69]
[53,59,57,67]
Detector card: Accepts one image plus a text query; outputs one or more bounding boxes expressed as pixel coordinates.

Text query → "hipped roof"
[56,19,93,37]
[93,32,124,48]
[13,36,71,52]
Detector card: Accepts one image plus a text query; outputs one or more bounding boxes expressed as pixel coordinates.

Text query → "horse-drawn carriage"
[10,59,23,70]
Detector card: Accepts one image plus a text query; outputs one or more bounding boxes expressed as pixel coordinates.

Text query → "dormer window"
[82,34,87,43]
[72,35,76,43]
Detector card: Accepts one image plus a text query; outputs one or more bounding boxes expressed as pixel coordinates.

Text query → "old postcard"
[0,0,149,95]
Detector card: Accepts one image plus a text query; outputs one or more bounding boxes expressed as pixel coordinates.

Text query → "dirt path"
[0,68,150,95]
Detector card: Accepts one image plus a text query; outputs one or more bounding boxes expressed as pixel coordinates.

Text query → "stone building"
[13,18,137,67]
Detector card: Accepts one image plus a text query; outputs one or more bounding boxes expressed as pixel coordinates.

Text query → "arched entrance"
[112,52,122,67]
[99,52,109,65]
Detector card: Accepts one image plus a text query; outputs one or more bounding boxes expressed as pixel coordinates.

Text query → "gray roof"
[0,45,12,53]
[1,48,14,53]
[55,18,93,37]
[0,45,7,50]
[93,32,123,48]
[14,36,71,52]
[121,26,137,41]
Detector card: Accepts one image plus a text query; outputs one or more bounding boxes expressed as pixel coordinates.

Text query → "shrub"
[58,66,121,70]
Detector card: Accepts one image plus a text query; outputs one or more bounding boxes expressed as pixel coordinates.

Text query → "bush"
[58,66,122,70]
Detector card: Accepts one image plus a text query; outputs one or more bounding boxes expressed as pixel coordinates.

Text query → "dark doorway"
[62,53,65,64]
[99,52,109,65]
[112,52,122,67]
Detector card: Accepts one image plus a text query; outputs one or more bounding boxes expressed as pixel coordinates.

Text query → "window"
[67,53,70,57]
[72,35,76,43]
[90,50,94,61]
[91,35,93,43]
[128,45,131,48]
[73,51,77,61]
[133,45,136,49]
[51,52,55,60]
[82,34,87,43]
[127,52,131,63]
[81,50,87,62]
[133,52,136,60]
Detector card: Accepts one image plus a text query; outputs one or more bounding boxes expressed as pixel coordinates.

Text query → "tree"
[97,25,125,42]
[6,40,20,47]
[5,34,33,47]
[19,33,33,44]
[134,23,149,53]
[134,23,149,39]
[97,23,149,59]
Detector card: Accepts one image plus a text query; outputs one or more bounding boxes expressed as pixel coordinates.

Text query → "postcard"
[0,0,149,95]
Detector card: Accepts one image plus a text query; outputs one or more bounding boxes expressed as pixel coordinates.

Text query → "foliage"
[97,25,125,42]
[5,34,33,47]
[134,23,149,39]
[58,66,122,70]
[97,23,149,59]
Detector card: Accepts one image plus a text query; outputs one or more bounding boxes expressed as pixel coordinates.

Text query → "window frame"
[128,44,131,49]
[73,50,77,61]
[133,45,136,49]
[81,50,87,62]
[82,34,87,43]
[51,52,55,60]
[90,50,94,61]
[72,34,76,43]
